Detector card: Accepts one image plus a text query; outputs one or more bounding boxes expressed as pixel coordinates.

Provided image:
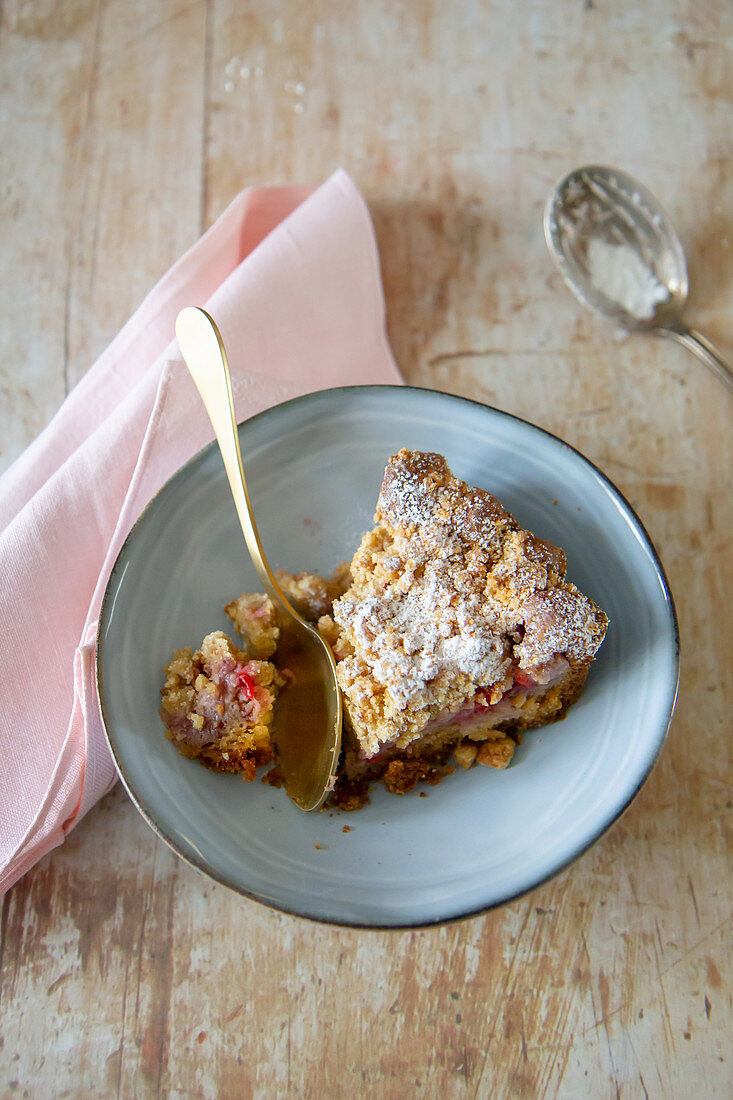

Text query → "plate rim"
[96,383,680,929]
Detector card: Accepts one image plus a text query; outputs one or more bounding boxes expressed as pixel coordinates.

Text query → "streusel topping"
[331,450,607,753]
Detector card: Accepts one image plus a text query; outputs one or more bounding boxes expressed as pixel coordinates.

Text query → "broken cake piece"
[273,561,351,621]
[158,568,344,780]
[224,591,280,659]
[321,449,608,792]
[160,627,284,779]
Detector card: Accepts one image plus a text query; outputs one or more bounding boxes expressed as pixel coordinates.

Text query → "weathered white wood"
[1,1,730,1097]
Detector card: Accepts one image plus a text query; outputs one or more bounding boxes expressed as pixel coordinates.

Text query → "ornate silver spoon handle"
[658,323,733,393]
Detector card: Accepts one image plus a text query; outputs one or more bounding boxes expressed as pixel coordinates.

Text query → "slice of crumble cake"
[160,450,608,807]
[319,449,608,801]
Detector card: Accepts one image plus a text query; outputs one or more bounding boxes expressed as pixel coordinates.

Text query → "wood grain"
[1,1,730,1097]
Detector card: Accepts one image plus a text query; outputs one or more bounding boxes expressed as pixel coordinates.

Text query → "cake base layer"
[329,662,590,809]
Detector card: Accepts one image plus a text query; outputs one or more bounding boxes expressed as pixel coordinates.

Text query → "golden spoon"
[175,306,342,811]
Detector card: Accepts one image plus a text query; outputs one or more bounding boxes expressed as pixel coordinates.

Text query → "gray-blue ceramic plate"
[97,385,679,927]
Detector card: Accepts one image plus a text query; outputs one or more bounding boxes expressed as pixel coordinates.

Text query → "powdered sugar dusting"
[378,450,448,529]
[336,574,509,708]
[332,450,609,740]
[517,584,606,665]
[588,236,670,320]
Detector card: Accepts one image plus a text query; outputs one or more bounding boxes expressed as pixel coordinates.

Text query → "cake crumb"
[476,737,515,769]
[263,765,284,788]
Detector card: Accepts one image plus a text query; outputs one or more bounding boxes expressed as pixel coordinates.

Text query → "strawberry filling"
[237,668,257,699]
[513,668,537,689]
[360,656,570,761]
[167,658,272,750]
[454,656,569,725]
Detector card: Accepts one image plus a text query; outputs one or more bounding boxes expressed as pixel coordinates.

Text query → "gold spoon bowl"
[175,307,342,810]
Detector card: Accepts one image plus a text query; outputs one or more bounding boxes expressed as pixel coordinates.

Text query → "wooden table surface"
[1,2,730,1097]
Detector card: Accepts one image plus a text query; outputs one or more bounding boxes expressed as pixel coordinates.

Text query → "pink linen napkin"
[0,169,402,895]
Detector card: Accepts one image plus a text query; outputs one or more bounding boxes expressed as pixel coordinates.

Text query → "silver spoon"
[544,165,733,392]
[175,307,342,811]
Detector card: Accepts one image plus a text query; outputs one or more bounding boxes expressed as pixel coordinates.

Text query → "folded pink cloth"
[0,169,401,894]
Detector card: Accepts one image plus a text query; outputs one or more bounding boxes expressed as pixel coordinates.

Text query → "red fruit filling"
[237,668,257,699]
[360,657,571,761]
[514,668,537,689]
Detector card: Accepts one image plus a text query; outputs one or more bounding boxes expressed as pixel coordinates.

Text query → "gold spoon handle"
[174,307,295,612]
[175,306,342,812]
[661,323,733,393]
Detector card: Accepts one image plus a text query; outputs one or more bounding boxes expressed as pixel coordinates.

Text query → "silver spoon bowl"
[544,165,732,392]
